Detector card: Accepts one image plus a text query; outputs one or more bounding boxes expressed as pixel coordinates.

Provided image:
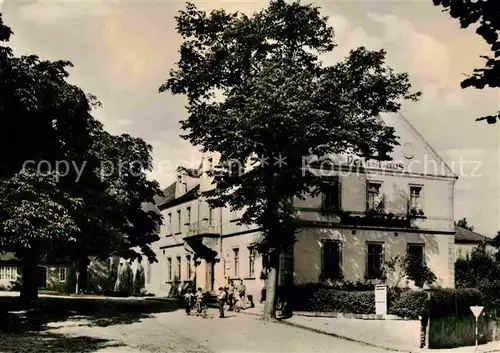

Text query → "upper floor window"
[167,258,172,281]
[166,213,172,235]
[323,240,342,279]
[367,182,383,211]
[186,206,191,225]
[321,178,341,211]
[176,210,181,233]
[208,207,214,225]
[176,256,182,281]
[409,185,423,214]
[366,242,384,279]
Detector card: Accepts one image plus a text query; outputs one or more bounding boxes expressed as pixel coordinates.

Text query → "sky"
[1,0,498,236]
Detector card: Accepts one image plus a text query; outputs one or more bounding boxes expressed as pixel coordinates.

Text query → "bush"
[388,290,428,319]
[429,288,485,318]
[290,284,374,314]
[429,315,494,349]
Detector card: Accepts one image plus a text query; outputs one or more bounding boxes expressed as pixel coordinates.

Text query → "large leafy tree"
[0,15,161,301]
[162,0,419,321]
[432,0,500,124]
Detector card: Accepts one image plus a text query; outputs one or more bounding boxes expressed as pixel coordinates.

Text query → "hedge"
[288,284,488,319]
[290,284,374,314]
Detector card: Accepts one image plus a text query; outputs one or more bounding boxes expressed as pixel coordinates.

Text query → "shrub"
[388,290,428,319]
[429,315,493,349]
[429,288,485,318]
[290,284,374,314]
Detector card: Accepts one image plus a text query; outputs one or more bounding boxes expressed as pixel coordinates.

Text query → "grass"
[429,314,495,349]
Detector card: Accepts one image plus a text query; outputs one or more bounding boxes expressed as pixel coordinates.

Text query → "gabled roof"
[154,182,177,207]
[454,225,491,244]
[158,184,200,210]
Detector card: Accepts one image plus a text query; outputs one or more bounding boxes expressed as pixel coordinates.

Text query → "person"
[227,280,235,311]
[217,287,227,318]
[183,289,193,315]
[194,287,204,314]
[237,279,246,308]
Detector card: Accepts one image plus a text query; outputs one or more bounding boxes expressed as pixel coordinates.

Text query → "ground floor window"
[0,266,17,281]
[323,240,342,279]
[366,242,384,279]
[407,243,425,265]
[59,268,67,282]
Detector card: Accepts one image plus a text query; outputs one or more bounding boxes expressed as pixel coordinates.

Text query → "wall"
[455,243,496,260]
[294,228,454,288]
[45,265,71,292]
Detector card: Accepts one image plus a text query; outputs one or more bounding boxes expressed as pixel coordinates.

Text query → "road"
[36,308,388,353]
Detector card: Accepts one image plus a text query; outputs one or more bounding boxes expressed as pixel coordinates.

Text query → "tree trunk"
[262,252,279,322]
[20,251,39,307]
[77,256,90,293]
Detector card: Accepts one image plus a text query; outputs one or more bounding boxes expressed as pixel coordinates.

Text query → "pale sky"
[1,0,498,236]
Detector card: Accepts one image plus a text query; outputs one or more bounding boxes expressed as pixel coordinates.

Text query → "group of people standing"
[183,279,246,318]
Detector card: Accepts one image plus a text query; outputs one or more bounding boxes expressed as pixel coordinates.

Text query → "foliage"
[429,315,493,349]
[455,217,474,231]
[162,0,420,319]
[388,290,428,319]
[290,284,375,314]
[432,0,500,124]
[382,251,437,289]
[0,15,162,289]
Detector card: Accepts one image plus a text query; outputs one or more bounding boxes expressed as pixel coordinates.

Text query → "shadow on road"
[0,331,125,353]
[0,296,183,333]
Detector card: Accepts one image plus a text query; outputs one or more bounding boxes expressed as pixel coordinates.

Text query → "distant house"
[454,225,495,259]
[0,252,72,291]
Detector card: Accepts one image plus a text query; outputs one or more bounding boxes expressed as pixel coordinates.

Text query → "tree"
[161,0,420,321]
[455,217,474,231]
[432,0,500,124]
[0,16,162,301]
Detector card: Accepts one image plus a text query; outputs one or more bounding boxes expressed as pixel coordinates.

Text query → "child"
[183,289,193,315]
[194,287,204,314]
[217,287,227,318]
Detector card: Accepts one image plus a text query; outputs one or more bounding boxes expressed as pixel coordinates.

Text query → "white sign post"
[375,284,387,316]
[470,306,484,352]
[75,272,80,294]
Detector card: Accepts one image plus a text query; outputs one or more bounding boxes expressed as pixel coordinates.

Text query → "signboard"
[375,284,387,316]
[470,306,484,318]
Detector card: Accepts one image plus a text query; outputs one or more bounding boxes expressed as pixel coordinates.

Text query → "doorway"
[206,261,214,291]
[37,266,47,288]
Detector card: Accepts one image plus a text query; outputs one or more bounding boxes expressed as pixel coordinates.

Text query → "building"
[454,225,495,259]
[141,112,458,299]
[0,252,71,291]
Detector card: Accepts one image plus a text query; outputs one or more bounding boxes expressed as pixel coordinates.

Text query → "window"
[233,248,239,277]
[59,268,67,282]
[186,206,191,225]
[208,207,214,225]
[367,182,383,211]
[167,258,172,281]
[409,185,422,212]
[146,259,151,284]
[321,178,341,211]
[186,255,192,279]
[323,241,342,279]
[176,256,182,280]
[248,247,255,277]
[407,244,425,266]
[166,213,172,235]
[176,210,181,233]
[0,267,17,281]
[366,242,384,279]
